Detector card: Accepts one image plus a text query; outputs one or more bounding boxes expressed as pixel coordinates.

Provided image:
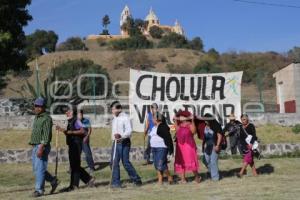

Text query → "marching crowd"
[29,98,259,197]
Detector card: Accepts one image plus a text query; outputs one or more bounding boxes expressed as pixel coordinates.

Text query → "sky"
[24,0,300,53]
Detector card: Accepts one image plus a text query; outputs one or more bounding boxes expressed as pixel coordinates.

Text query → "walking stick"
[110,139,117,187]
[54,129,59,178]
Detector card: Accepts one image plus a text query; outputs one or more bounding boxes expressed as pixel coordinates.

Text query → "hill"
[1,47,277,104]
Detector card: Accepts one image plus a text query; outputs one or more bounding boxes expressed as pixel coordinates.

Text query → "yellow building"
[120,6,185,36]
[87,5,185,41]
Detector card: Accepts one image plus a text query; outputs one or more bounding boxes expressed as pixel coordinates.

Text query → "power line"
[233,0,300,9]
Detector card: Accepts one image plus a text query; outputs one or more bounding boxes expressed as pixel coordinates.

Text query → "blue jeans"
[110,139,141,187]
[82,139,95,171]
[204,145,220,181]
[152,147,168,172]
[144,135,152,162]
[32,144,55,193]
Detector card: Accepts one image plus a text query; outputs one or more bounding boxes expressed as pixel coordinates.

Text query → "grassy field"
[0,158,299,200]
[0,124,299,149]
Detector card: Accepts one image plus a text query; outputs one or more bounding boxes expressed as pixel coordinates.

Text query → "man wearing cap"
[29,98,59,197]
[222,114,242,155]
[110,101,142,188]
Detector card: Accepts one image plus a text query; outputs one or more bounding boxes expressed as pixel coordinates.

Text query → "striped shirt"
[29,112,53,145]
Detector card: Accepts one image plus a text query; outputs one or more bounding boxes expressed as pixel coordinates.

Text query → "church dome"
[173,20,184,35]
[145,7,159,22]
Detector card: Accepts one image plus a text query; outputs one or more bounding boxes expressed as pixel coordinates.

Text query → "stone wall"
[0,113,299,130]
[1,143,299,164]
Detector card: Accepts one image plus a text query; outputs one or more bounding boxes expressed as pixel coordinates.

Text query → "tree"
[57,37,87,51]
[288,46,300,63]
[0,0,32,72]
[25,29,58,59]
[121,17,146,37]
[149,25,163,39]
[207,48,220,60]
[101,14,110,35]
[188,37,204,51]
[158,32,188,48]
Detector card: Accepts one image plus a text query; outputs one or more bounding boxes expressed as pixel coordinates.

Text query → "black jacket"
[239,123,257,153]
[157,123,174,155]
[223,120,241,137]
[66,117,83,146]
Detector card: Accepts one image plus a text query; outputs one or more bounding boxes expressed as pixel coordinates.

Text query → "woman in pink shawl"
[173,110,200,184]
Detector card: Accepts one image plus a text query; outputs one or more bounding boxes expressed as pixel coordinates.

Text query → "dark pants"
[111,139,141,187]
[82,139,95,171]
[68,139,91,188]
[229,135,242,155]
[143,135,152,162]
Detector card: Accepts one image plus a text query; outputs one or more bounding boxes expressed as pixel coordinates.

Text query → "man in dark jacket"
[56,106,95,191]
[223,114,242,155]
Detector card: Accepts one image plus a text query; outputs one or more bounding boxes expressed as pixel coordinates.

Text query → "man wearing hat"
[29,98,59,197]
[222,114,242,155]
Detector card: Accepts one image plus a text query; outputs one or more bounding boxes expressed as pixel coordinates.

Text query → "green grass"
[0,124,299,150]
[0,158,300,199]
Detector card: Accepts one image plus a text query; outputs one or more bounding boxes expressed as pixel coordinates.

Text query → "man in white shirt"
[110,101,142,188]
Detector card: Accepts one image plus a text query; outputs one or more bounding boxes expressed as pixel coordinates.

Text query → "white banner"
[129,69,243,132]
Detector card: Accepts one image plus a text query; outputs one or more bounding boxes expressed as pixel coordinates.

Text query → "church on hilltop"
[87,5,185,40]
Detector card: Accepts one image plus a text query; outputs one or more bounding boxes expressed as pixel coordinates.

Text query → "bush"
[159,55,168,62]
[158,32,188,48]
[25,29,58,59]
[54,59,111,97]
[149,25,164,39]
[57,37,87,51]
[292,124,300,134]
[109,35,153,50]
[122,50,154,70]
[166,63,192,74]
[97,38,107,47]
[188,37,204,51]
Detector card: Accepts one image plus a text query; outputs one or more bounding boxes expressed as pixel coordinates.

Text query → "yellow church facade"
[86,5,185,41]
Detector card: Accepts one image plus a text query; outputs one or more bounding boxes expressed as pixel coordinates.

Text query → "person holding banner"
[29,98,59,197]
[110,101,142,188]
[143,103,158,165]
[202,113,222,181]
[237,114,258,178]
[56,106,95,192]
[174,110,200,184]
[149,112,174,185]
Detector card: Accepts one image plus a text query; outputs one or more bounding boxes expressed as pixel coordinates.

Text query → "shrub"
[109,35,153,50]
[122,50,154,70]
[158,32,188,48]
[57,37,87,51]
[149,25,164,39]
[292,124,300,134]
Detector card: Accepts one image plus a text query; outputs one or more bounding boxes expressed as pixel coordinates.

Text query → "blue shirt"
[147,112,155,134]
[81,118,91,135]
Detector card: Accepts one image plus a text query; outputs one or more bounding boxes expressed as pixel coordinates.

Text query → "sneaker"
[60,186,78,193]
[32,191,43,198]
[236,173,242,178]
[134,180,142,187]
[88,177,96,187]
[50,178,60,194]
[110,184,125,189]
